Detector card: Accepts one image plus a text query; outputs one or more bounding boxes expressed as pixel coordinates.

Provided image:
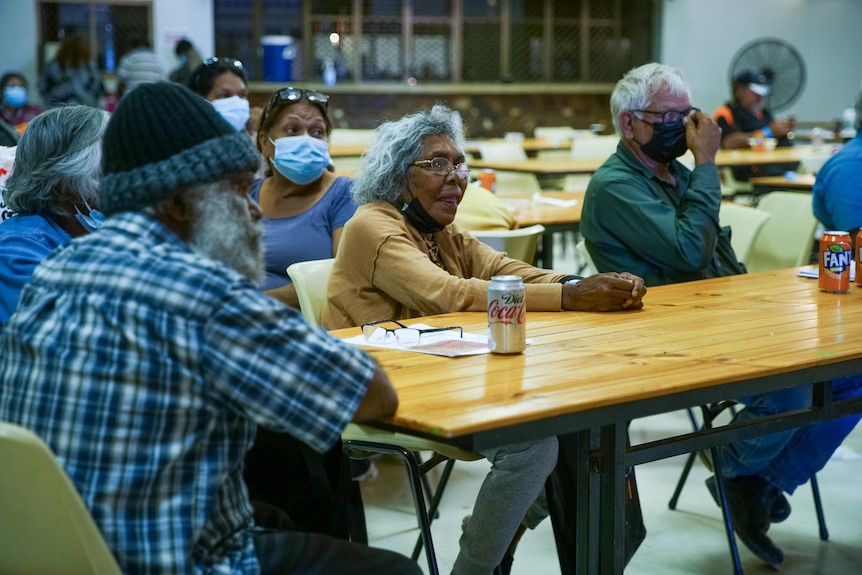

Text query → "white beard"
[185,182,266,285]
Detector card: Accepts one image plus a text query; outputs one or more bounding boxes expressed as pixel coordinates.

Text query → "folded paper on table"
[797,265,856,281]
[341,322,533,357]
[531,192,578,208]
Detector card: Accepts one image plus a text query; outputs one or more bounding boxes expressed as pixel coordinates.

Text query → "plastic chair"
[718,203,772,267]
[470,224,545,264]
[287,258,484,575]
[329,128,377,146]
[0,121,19,146]
[746,191,819,273]
[719,166,754,201]
[667,402,828,575]
[478,141,543,195]
[286,258,336,326]
[575,238,599,276]
[0,421,122,575]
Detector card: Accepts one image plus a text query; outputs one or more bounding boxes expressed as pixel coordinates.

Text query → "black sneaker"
[706,475,784,569]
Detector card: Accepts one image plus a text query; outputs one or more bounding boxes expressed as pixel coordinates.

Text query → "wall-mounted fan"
[729,38,806,111]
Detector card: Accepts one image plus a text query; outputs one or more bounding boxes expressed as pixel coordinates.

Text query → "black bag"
[546,432,646,573]
[243,428,367,543]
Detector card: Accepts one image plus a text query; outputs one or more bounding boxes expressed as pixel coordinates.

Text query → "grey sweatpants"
[452,436,558,575]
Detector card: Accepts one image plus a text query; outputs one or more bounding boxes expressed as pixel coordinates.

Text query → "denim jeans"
[720,375,862,493]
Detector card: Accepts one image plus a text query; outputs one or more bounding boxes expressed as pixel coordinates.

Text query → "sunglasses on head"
[262,87,330,124]
[189,57,245,92]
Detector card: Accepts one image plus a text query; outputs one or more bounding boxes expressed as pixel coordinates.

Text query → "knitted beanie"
[100,81,260,215]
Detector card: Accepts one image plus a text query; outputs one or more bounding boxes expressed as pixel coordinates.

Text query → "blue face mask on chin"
[269,134,331,185]
[74,198,105,233]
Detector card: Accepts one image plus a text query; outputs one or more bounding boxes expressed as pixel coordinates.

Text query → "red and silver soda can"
[478,169,497,193]
[488,275,526,354]
[856,229,862,286]
[819,231,852,293]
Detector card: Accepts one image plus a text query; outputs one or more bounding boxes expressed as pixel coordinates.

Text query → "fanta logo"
[488,298,526,325]
[823,245,851,272]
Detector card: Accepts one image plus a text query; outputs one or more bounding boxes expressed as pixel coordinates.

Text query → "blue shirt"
[0,212,71,324]
[0,212,376,574]
[812,136,862,232]
[249,176,357,290]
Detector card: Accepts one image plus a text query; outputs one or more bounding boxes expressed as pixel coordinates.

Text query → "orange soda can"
[819,231,852,293]
[478,169,497,193]
[856,229,862,286]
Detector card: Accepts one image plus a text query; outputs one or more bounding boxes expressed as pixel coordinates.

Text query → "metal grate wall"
[212,0,657,83]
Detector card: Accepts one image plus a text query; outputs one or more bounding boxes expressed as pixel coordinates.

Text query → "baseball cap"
[733,70,770,96]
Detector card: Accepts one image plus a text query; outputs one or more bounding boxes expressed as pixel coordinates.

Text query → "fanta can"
[819,231,852,293]
[478,169,497,193]
[856,229,862,286]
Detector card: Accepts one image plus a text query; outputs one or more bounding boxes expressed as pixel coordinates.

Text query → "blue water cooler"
[261,35,296,82]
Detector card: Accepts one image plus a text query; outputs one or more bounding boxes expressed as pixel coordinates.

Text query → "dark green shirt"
[582,142,740,287]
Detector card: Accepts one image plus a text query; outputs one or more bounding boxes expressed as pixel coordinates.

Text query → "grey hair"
[352,103,466,206]
[609,63,691,136]
[5,105,110,216]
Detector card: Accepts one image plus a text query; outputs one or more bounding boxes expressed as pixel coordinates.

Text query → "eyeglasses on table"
[361,319,463,347]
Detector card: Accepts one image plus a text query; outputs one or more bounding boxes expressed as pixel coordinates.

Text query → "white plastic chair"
[747,191,819,273]
[718,203,772,267]
[470,224,546,264]
[286,258,336,326]
[575,238,599,276]
[478,141,543,195]
[328,128,377,146]
[287,257,483,574]
[0,422,122,575]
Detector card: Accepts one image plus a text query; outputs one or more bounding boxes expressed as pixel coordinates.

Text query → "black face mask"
[640,119,688,164]
[401,195,444,234]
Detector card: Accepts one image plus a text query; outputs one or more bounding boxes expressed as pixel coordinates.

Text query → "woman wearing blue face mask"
[189,57,262,135]
[0,105,109,324]
[250,87,357,308]
[0,72,45,135]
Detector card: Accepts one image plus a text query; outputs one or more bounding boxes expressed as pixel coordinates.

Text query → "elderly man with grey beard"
[0,81,421,575]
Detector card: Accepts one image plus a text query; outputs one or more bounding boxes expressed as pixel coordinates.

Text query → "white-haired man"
[0,81,421,575]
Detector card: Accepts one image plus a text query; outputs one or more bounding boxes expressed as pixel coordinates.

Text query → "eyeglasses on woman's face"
[262,87,330,125]
[361,319,464,347]
[412,157,469,181]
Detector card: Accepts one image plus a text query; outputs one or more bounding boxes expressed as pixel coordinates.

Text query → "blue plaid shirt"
[0,212,375,574]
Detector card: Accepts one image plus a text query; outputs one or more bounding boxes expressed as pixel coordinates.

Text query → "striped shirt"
[0,212,375,574]
[116,48,165,94]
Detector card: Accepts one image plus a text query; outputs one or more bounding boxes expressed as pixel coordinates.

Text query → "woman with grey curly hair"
[321,104,646,575]
[0,104,109,323]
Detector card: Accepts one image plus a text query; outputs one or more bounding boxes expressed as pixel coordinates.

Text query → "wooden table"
[464,138,574,157]
[329,144,368,157]
[331,138,575,159]
[333,269,862,573]
[470,157,605,176]
[714,145,812,167]
[748,173,816,194]
[469,146,815,178]
[500,191,584,270]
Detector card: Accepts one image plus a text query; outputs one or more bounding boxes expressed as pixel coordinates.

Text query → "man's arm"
[351,365,398,422]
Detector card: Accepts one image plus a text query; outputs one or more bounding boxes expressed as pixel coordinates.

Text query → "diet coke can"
[488,275,526,354]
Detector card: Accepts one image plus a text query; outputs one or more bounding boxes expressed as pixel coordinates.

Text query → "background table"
[500,191,584,270]
[748,173,816,194]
